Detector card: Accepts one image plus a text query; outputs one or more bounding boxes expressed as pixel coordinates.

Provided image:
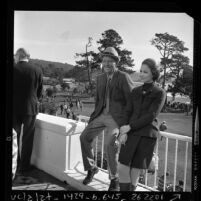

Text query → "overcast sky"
[14,11,193,71]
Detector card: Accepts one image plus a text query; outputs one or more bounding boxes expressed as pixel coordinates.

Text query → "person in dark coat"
[71,111,78,121]
[159,121,167,131]
[66,107,71,119]
[70,101,73,108]
[75,98,80,110]
[157,172,170,191]
[60,104,64,115]
[13,48,43,174]
[117,58,166,191]
[79,100,83,112]
[80,47,134,191]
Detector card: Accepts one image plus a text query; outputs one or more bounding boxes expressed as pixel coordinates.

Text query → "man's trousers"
[80,112,119,179]
[13,114,36,171]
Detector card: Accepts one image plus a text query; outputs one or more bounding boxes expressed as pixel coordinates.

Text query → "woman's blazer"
[127,83,166,138]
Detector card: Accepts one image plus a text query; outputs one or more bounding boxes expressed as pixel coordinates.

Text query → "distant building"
[68,83,78,90]
[121,65,136,72]
[63,78,75,83]
[43,85,53,91]
[55,84,62,91]
[43,76,51,80]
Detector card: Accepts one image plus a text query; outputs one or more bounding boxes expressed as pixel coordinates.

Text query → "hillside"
[66,67,140,83]
[29,58,140,83]
[30,58,75,77]
[64,66,103,82]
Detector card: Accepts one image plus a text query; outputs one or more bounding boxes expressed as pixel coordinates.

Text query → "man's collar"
[107,70,118,80]
[19,58,29,62]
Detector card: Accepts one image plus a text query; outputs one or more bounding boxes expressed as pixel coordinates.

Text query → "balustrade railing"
[78,115,192,192]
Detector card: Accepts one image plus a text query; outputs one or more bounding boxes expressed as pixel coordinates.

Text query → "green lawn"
[156,113,192,191]
[57,102,192,191]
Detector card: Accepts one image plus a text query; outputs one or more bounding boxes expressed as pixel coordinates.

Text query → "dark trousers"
[13,114,36,171]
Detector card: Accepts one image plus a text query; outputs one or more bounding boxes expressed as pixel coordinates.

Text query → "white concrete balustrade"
[31,113,192,192]
[158,131,192,191]
[31,113,91,190]
[30,114,109,190]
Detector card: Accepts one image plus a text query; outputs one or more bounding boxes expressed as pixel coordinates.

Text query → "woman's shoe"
[119,183,131,191]
[130,184,137,191]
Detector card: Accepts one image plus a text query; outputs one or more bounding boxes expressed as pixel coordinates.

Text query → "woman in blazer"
[117,58,166,191]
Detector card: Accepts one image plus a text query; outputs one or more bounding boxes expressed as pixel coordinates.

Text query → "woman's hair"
[142,58,160,81]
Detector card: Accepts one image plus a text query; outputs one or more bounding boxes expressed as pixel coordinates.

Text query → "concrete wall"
[30,113,153,191]
[31,113,86,178]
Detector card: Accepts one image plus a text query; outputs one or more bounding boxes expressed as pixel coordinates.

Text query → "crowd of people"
[59,98,82,120]
[38,91,83,120]
[166,101,193,115]
[157,172,184,192]
[13,46,185,192]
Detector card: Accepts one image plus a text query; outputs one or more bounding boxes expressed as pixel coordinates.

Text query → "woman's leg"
[130,167,141,191]
[118,163,131,191]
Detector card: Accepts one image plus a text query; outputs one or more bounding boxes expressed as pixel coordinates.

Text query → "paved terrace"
[12,166,76,191]
[12,113,151,192]
[12,165,150,191]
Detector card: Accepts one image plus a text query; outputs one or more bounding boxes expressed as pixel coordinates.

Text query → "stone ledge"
[63,162,151,191]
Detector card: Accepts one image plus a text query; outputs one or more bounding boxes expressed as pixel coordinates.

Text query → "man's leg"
[19,115,36,171]
[80,115,105,185]
[103,114,120,190]
[80,116,105,171]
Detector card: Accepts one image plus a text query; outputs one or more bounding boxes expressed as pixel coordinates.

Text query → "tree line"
[75,29,193,101]
[31,29,193,102]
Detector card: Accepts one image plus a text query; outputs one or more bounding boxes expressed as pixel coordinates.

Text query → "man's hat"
[100,47,119,62]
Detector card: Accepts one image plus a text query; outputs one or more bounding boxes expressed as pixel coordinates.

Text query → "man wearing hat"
[13,48,43,175]
[80,47,134,191]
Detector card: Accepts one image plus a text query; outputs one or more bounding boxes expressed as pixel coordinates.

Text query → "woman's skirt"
[119,134,156,169]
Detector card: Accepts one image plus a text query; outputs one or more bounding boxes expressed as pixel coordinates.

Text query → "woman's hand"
[120,125,131,134]
[118,133,128,145]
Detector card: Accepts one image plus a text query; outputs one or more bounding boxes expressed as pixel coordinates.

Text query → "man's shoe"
[83,167,99,185]
[16,165,35,176]
[108,178,120,191]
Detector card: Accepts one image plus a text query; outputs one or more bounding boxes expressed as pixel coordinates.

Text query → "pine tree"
[167,54,190,99]
[75,29,135,78]
[151,32,188,89]
[97,29,135,72]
